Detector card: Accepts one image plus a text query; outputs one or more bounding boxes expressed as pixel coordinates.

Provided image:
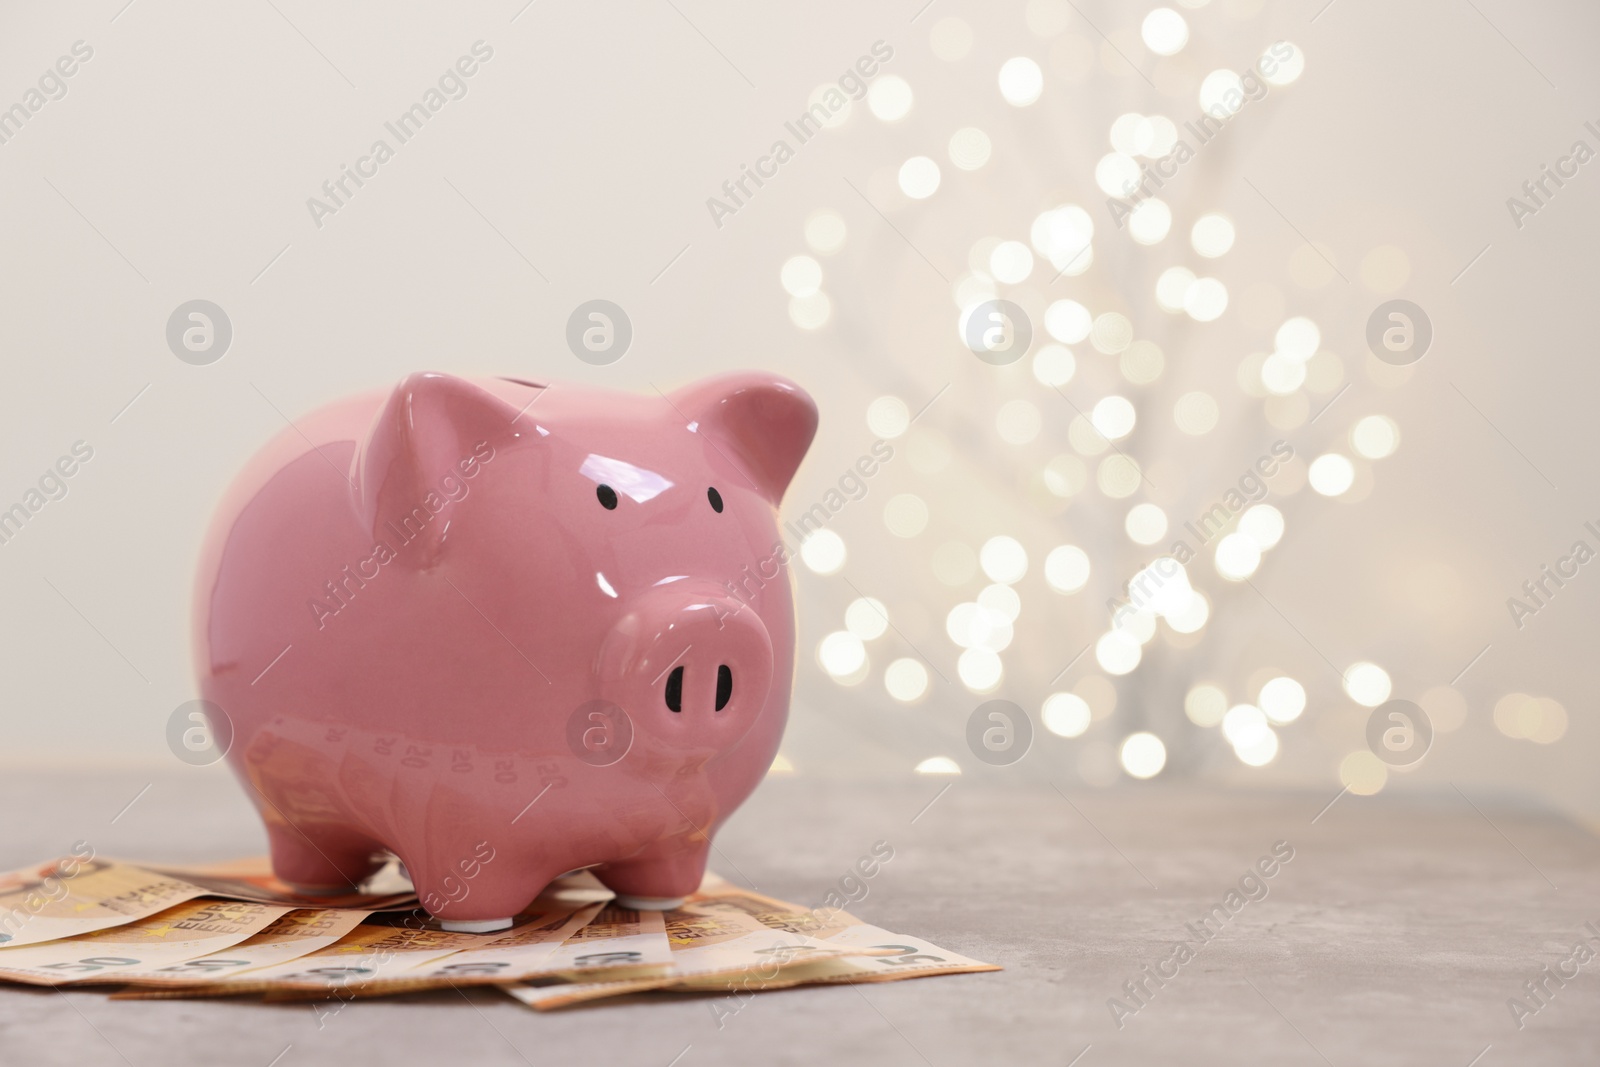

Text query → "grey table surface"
[1,768,1598,1067]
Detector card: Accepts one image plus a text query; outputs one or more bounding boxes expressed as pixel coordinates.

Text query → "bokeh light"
[1095,631,1141,675]
[1343,662,1392,707]
[885,658,930,702]
[1033,344,1076,386]
[800,529,846,574]
[899,156,942,199]
[949,127,993,170]
[980,536,1029,584]
[1259,677,1306,723]
[998,56,1044,106]
[1120,732,1168,778]
[1309,453,1355,496]
[1044,545,1091,593]
[866,396,910,438]
[805,211,847,254]
[1352,415,1400,459]
[1141,9,1189,55]
[1185,684,1227,726]
[845,597,889,640]
[1042,693,1091,738]
[1191,213,1235,257]
[867,75,913,121]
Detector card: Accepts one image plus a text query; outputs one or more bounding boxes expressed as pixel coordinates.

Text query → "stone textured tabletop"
[2,769,1598,1066]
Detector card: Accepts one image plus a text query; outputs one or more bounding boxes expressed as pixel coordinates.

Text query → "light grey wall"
[2,0,1597,818]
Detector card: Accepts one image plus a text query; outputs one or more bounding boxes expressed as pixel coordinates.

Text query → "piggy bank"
[193,371,818,930]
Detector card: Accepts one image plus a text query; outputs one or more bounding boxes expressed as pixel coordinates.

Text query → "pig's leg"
[411,856,555,933]
[266,823,383,895]
[593,836,712,910]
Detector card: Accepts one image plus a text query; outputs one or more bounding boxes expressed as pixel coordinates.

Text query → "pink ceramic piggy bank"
[193,371,817,930]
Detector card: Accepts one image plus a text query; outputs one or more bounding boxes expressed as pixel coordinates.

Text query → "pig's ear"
[352,372,524,567]
[668,373,818,505]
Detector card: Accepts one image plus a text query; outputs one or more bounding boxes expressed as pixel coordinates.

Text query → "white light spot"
[1185,684,1227,726]
[930,17,973,62]
[818,631,866,676]
[780,255,823,297]
[1308,453,1355,496]
[805,211,848,254]
[1140,8,1189,55]
[997,399,1042,444]
[885,658,930,702]
[915,755,962,775]
[1222,704,1268,747]
[1343,662,1391,707]
[978,583,1022,621]
[1128,199,1173,244]
[1184,277,1228,321]
[1238,504,1284,550]
[990,240,1035,283]
[899,156,942,199]
[1173,390,1218,434]
[1045,545,1091,593]
[1214,533,1261,581]
[1155,266,1195,312]
[1110,112,1154,156]
[1352,415,1400,459]
[788,292,831,330]
[1032,344,1076,386]
[1260,351,1307,395]
[800,529,846,574]
[1095,631,1141,675]
[949,127,993,170]
[1261,41,1305,86]
[1042,693,1091,738]
[1275,316,1320,360]
[1091,396,1137,440]
[1091,312,1134,354]
[1124,503,1168,545]
[1120,732,1167,778]
[1234,727,1279,766]
[867,75,914,121]
[883,493,929,538]
[958,647,1004,691]
[867,396,911,439]
[1165,589,1209,633]
[998,56,1044,106]
[1097,454,1143,499]
[1191,213,1235,258]
[845,598,889,640]
[1199,69,1245,118]
[980,536,1029,584]
[1095,153,1141,198]
[1045,299,1093,343]
[1259,676,1305,723]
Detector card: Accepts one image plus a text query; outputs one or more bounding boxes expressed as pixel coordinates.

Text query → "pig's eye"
[707,487,724,513]
[596,484,619,510]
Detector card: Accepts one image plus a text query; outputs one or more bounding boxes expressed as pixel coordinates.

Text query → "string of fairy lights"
[768,2,1567,791]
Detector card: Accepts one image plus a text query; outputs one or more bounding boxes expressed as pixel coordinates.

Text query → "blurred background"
[2,0,1597,818]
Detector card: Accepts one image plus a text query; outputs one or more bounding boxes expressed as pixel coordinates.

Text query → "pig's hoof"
[614,894,685,911]
[439,917,514,934]
[284,882,347,898]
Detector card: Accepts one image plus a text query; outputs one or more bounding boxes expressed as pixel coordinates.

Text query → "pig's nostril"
[664,666,684,712]
[715,665,732,711]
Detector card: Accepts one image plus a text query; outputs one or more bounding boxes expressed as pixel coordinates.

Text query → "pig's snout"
[597,587,773,746]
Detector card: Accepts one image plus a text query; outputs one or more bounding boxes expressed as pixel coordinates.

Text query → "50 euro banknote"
[499,879,954,1011]
[0,899,294,985]
[0,849,414,952]
[112,893,621,999]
